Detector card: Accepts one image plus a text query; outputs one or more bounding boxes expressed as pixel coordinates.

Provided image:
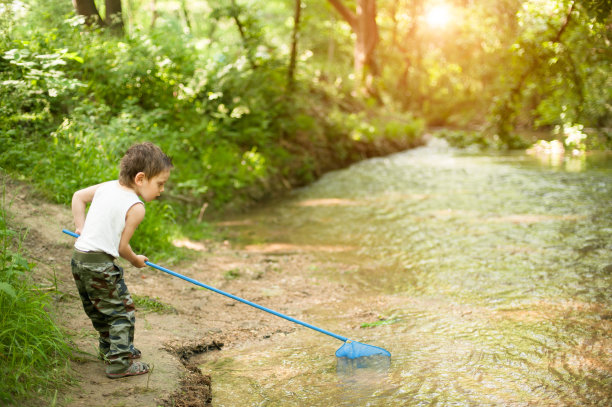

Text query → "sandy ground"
[4,177,357,407]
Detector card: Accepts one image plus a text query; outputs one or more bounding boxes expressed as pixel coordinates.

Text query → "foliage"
[315,0,609,149]
[0,0,426,226]
[433,129,502,150]
[332,110,424,144]
[0,192,71,405]
[491,0,611,146]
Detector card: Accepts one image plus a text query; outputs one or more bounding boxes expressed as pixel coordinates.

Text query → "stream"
[201,140,612,406]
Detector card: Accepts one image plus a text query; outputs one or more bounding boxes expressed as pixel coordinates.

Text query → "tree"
[327,0,380,98]
[72,0,102,25]
[72,0,124,35]
[287,0,303,91]
[491,0,611,144]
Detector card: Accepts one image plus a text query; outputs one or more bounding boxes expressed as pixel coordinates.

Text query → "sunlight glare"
[425,4,452,28]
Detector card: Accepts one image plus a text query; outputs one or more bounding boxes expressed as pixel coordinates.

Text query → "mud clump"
[166,340,224,364]
[163,365,212,407]
[162,339,223,407]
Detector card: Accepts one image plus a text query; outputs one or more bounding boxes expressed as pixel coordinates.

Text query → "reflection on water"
[336,354,391,373]
[336,357,392,406]
[203,140,612,406]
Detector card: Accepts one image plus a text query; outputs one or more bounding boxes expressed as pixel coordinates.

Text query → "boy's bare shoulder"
[126,201,146,219]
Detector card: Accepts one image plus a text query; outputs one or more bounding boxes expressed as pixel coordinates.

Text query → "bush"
[434,129,504,150]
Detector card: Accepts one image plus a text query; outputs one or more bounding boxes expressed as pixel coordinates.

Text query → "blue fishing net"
[336,341,391,373]
[335,340,391,359]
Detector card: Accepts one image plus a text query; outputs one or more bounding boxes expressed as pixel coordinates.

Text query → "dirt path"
[4,177,356,407]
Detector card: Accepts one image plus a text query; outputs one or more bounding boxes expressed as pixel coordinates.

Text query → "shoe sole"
[106,369,149,379]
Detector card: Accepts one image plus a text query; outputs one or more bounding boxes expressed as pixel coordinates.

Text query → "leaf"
[0,229,16,237]
[0,282,17,298]
[63,52,84,64]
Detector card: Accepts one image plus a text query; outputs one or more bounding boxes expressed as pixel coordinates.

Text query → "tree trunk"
[105,0,124,35]
[72,0,103,26]
[287,0,302,91]
[327,0,380,99]
[72,0,124,35]
[355,0,379,78]
[151,0,158,30]
[327,0,356,28]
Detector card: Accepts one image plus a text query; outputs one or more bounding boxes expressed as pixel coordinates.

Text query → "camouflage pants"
[71,250,135,374]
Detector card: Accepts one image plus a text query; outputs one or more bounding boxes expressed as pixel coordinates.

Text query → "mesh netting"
[336,341,391,372]
[336,354,391,373]
[335,340,391,359]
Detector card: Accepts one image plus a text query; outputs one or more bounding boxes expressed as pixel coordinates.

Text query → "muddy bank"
[161,339,223,407]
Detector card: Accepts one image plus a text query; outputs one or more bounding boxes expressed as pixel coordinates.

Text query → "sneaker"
[129,345,142,359]
[106,361,149,379]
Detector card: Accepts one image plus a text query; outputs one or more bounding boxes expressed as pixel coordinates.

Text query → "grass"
[0,191,72,405]
[133,294,177,314]
[360,317,401,329]
[223,268,241,280]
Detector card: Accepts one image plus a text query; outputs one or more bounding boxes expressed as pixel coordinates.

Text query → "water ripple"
[209,148,612,406]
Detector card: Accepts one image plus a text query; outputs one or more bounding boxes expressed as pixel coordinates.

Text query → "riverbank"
[4,176,361,406]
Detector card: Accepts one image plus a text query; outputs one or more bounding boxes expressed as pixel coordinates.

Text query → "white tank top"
[75,180,143,258]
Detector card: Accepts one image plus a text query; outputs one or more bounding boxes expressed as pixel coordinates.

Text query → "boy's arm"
[72,184,102,235]
[118,203,148,268]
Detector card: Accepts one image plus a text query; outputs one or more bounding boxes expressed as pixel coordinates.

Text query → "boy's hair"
[119,142,173,186]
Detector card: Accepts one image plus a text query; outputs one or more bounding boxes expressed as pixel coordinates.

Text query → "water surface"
[203,141,612,406]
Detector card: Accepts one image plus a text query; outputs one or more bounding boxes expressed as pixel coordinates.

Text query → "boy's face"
[137,169,171,202]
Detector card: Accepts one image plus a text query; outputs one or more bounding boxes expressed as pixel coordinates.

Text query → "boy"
[71,142,172,378]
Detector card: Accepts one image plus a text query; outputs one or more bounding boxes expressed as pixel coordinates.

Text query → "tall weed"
[0,192,71,405]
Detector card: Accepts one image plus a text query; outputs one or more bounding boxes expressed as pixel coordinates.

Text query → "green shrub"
[434,129,504,150]
[375,115,425,143]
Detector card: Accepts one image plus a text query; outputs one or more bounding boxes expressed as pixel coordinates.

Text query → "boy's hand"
[131,255,149,268]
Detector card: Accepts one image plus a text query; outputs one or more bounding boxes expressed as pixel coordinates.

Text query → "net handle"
[63,229,349,343]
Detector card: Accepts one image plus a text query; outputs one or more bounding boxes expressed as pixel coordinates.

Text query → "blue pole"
[63,229,80,238]
[63,229,348,343]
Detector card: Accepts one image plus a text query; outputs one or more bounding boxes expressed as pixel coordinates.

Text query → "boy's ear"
[134,172,146,185]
